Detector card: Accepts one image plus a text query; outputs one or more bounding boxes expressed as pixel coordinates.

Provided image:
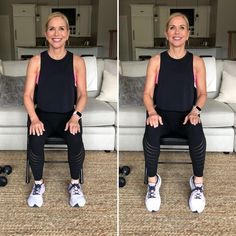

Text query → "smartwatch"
[193,105,201,116]
[73,110,82,118]
[195,106,201,112]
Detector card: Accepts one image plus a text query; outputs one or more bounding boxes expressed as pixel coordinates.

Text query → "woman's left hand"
[183,112,201,126]
[64,116,80,135]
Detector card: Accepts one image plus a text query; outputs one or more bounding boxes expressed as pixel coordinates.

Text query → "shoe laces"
[192,186,204,200]
[33,184,42,195]
[69,184,81,195]
[148,185,156,198]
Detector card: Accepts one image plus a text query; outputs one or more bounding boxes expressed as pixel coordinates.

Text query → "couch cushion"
[104,59,117,76]
[0,99,116,128]
[223,60,236,76]
[201,99,234,127]
[2,60,28,76]
[0,59,3,74]
[96,70,117,102]
[227,103,236,128]
[83,98,116,127]
[0,75,25,107]
[120,60,148,77]
[207,60,224,99]
[119,105,146,127]
[88,59,104,98]
[119,75,145,106]
[119,99,234,128]
[214,71,236,103]
[0,106,27,126]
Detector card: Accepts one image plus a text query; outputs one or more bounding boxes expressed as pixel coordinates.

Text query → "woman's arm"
[73,55,87,114]
[183,55,207,125]
[193,55,207,109]
[23,55,45,135]
[65,55,87,135]
[143,55,163,127]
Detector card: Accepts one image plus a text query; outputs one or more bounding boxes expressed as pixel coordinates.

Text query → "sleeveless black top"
[154,51,196,112]
[36,51,76,113]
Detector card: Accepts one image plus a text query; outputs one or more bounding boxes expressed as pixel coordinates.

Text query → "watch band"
[73,110,82,118]
[195,106,202,112]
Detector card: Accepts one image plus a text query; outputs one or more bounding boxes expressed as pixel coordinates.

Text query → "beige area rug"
[119,151,236,236]
[0,151,117,236]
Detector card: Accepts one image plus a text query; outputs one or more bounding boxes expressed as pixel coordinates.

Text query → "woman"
[24,12,87,208]
[143,13,207,213]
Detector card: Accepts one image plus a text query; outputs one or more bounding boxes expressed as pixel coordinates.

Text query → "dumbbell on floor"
[0,165,13,187]
[119,166,131,188]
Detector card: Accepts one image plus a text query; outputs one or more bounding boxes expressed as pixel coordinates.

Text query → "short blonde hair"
[45,12,69,31]
[166,12,189,31]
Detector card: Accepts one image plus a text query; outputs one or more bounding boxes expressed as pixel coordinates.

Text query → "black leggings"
[28,109,85,181]
[143,109,206,178]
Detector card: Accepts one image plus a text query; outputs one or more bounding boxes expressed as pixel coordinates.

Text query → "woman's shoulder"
[148,54,161,69]
[28,54,40,68]
[73,54,84,63]
[193,55,205,68]
[73,55,86,71]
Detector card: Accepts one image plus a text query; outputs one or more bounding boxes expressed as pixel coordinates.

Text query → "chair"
[144,134,190,184]
[25,131,84,184]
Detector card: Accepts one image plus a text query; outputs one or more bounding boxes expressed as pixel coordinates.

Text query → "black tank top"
[154,50,196,112]
[36,51,76,113]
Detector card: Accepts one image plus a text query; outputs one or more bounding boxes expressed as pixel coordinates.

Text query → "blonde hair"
[166,12,189,31]
[45,12,69,31]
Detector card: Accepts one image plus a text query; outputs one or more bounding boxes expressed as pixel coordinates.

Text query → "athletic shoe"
[189,176,206,213]
[145,174,162,212]
[68,183,86,207]
[27,183,45,207]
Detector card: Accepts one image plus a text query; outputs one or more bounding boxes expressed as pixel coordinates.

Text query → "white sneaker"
[189,176,206,213]
[68,183,86,207]
[27,183,45,207]
[145,174,162,212]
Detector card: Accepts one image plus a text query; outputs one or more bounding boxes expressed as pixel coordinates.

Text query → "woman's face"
[45,16,69,49]
[165,16,189,47]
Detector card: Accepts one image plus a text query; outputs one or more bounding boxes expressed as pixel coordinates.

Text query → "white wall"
[215,0,236,58]
[0,15,12,60]
[97,0,117,58]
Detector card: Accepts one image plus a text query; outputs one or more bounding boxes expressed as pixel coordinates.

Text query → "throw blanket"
[202,57,217,92]
[83,56,98,91]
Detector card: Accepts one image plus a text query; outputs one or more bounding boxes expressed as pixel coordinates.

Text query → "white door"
[131,5,154,60]
[77,6,92,37]
[14,16,36,46]
[196,6,210,37]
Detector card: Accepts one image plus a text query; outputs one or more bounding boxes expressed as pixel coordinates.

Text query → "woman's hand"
[64,116,81,135]
[30,118,45,136]
[147,112,163,128]
[183,111,201,126]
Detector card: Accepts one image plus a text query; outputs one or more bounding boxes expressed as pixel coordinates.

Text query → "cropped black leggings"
[143,109,206,178]
[28,109,85,181]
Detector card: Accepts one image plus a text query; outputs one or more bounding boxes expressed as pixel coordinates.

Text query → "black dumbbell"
[119,166,131,188]
[0,165,13,187]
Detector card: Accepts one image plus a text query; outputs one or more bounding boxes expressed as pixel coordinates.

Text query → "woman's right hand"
[29,118,45,136]
[147,112,163,128]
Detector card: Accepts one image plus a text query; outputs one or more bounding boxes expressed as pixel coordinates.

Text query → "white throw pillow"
[215,71,236,103]
[96,70,117,102]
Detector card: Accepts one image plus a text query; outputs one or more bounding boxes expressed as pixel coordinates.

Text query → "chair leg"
[79,167,84,184]
[26,151,30,184]
[144,166,148,185]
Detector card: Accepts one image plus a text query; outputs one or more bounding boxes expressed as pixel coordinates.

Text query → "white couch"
[119,59,236,152]
[0,58,117,151]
